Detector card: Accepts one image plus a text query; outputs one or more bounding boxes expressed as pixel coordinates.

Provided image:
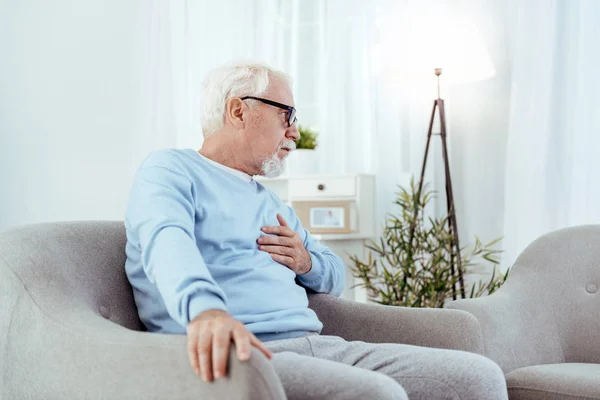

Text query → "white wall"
[0,0,144,230]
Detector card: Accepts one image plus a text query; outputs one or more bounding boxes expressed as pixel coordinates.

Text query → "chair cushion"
[506,363,600,400]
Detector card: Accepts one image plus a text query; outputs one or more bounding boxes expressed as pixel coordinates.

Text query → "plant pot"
[285,149,319,176]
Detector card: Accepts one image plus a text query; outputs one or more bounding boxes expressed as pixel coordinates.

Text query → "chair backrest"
[450,225,600,371]
[0,221,145,336]
[519,225,600,364]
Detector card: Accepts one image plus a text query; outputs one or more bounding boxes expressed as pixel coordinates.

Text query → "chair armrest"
[308,293,484,353]
[447,291,565,374]
[5,290,285,400]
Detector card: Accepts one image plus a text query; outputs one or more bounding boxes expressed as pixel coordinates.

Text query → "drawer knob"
[317,183,326,191]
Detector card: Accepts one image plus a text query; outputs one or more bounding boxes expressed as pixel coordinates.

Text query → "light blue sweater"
[124,149,345,341]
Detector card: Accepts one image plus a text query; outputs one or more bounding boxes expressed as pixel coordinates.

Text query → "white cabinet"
[288,177,357,198]
[257,174,375,302]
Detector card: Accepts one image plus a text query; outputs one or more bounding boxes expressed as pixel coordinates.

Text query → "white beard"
[260,153,285,178]
[260,140,296,178]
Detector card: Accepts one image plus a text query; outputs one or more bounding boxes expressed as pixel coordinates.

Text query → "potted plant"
[286,125,319,176]
[350,178,510,307]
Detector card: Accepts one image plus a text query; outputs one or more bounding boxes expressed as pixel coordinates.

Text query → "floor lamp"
[413,68,465,300]
[403,8,496,300]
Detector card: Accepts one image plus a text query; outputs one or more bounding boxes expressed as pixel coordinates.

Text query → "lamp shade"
[406,5,496,85]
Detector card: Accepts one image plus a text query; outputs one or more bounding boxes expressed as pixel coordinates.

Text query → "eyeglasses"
[241,96,297,127]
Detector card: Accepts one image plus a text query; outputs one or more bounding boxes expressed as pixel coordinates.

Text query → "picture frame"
[292,200,353,234]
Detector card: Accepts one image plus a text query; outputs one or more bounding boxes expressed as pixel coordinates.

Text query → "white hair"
[200,62,291,138]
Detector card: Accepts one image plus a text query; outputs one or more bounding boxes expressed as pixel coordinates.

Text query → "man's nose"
[286,123,300,141]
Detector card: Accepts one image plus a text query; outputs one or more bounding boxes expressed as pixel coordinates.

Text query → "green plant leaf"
[348,175,509,307]
[296,125,319,149]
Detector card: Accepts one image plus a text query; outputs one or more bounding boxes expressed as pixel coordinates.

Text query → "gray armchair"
[447,225,600,400]
[1,221,482,399]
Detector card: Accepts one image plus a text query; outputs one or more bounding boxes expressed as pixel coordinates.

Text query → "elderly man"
[124,62,507,400]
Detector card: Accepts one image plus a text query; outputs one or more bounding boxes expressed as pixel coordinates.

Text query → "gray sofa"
[1,221,484,399]
[448,225,600,400]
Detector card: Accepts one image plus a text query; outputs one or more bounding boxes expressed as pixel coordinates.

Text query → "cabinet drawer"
[289,177,356,198]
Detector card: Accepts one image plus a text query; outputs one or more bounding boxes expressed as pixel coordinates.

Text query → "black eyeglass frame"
[240,96,297,127]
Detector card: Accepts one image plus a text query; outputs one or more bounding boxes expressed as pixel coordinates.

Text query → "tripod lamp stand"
[414,68,465,300]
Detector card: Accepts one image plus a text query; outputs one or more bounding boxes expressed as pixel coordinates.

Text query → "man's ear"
[226,98,246,129]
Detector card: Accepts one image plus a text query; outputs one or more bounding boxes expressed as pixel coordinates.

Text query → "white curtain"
[502,0,600,268]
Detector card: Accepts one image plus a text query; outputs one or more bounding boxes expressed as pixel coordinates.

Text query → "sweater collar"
[196,152,254,183]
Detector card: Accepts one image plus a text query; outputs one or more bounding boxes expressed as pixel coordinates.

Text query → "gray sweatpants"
[266,334,508,400]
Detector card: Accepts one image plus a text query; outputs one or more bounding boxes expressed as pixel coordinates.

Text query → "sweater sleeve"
[282,206,345,296]
[125,165,228,327]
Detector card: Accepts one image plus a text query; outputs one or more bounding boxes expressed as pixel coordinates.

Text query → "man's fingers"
[232,327,252,362]
[187,332,200,375]
[261,225,295,237]
[276,213,289,227]
[270,253,294,266]
[197,331,213,382]
[258,245,291,256]
[257,235,294,246]
[212,327,232,379]
[250,334,273,359]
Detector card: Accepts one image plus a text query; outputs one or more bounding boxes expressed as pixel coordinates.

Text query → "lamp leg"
[412,98,466,303]
[408,100,438,302]
[416,100,438,198]
[438,99,466,299]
